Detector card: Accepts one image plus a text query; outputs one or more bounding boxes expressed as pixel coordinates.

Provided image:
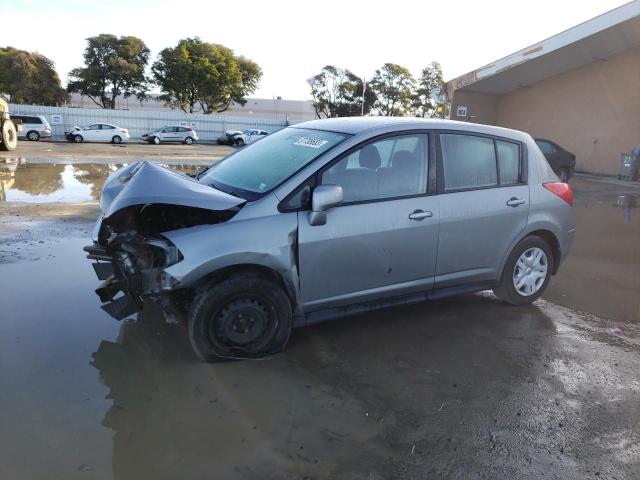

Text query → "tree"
[370,63,415,116]
[307,65,375,118]
[67,34,150,109]
[412,61,444,118]
[0,47,67,105]
[152,38,262,114]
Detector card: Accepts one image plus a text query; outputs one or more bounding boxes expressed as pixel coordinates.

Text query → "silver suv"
[11,114,52,141]
[86,118,575,361]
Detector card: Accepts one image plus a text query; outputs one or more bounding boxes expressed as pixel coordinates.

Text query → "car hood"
[225,130,243,136]
[100,161,245,218]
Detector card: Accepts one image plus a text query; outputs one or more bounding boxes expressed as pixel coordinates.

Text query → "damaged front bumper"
[84,241,184,321]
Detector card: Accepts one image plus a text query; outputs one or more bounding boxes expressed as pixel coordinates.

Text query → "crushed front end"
[84,161,245,321]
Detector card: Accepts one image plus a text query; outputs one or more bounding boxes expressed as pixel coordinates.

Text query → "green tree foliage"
[152,38,262,114]
[307,65,375,118]
[412,61,444,118]
[0,47,67,105]
[67,34,150,109]
[370,63,415,116]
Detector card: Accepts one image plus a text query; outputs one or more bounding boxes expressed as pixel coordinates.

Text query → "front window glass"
[199,127,348,198]
[321,133,428,203]
[441,134,498,190]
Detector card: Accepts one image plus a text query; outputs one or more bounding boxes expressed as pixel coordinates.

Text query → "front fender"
[162,212,300,298]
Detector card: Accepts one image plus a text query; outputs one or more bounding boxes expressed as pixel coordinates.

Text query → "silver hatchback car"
[141,125,198,145]
[86,118,575,361]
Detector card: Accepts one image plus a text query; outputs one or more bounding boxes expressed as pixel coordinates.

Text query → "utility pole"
[361,77,366,116]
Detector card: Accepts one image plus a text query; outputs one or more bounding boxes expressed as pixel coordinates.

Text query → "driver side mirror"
[308,184,343,226]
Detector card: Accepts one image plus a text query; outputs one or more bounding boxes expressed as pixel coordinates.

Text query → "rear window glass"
[441,134,497,190]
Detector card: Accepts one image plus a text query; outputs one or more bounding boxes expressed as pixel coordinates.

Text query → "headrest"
[359,145,382,170]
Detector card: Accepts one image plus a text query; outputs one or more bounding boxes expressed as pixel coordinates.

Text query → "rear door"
[434,132,529,287]
[298,131,440,311]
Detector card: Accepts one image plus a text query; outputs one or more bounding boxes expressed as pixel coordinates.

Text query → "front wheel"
[188,272,293,362]
[235,137,245,147]
[493,236,553,306]
[152,136,160,145]
[74,134,83,143]
[111,135,122,144]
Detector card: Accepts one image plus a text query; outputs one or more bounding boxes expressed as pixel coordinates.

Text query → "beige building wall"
[450,45,640,175]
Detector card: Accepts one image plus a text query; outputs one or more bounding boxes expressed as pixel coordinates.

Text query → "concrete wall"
[450,45,640,175]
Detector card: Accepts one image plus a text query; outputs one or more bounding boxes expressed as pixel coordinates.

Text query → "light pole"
[361,77,366,116]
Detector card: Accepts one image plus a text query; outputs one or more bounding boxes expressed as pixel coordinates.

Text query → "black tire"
[184,136,194,145]
[0,120,17,151]
[27,130,40,141]
[112,135,122,144]
[493,235,554,306]
[74,134,83,143]
[188,272,292,362]
[152,136,160,145]
[235,137,245,147]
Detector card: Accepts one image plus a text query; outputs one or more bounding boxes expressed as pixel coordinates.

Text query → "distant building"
[67,93,316,124]
[445,1,640,175]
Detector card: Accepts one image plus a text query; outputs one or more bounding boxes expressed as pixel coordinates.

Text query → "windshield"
[199,127,349,198]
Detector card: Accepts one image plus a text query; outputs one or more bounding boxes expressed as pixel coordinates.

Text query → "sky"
[0,0,632,101]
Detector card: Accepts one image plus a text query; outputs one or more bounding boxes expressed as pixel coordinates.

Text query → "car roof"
[294,117,531,141]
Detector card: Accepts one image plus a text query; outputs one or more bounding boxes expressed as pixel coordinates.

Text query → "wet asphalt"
[0,146,639,479]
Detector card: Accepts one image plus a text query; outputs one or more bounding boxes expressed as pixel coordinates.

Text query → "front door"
[298,132,440,311]
[434,132,530,287]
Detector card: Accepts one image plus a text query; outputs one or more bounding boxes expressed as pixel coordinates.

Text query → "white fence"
[8,104,289,143]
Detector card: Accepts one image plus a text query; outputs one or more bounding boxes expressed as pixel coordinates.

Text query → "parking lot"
[1,142,639,479]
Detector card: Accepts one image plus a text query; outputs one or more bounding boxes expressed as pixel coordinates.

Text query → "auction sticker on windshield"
[294,137,329,148]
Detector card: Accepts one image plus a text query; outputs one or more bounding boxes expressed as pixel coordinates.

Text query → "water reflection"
[0,159,202,203]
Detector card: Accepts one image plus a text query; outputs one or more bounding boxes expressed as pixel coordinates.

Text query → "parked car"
[85,118,575,361]
[70,123,130,144]
[217,128,268,147]
[534,138,576,182]
[10,114,51,141]
[141,125,198,145]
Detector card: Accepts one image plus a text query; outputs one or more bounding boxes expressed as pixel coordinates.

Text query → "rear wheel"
[74,134,83,143]
[184,136,194,145]
[0,121,17,151]
[27,130,40,141]
[493,235,553,306]
[111,135,122,144]
[188,272,292,362]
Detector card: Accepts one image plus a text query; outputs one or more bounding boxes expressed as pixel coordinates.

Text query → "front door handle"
[506,197,526,207]
[408,209,433,221]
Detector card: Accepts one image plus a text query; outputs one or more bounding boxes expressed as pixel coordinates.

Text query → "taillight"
[543,182,573,206]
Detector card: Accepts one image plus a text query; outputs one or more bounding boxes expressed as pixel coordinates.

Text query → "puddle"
[0,158,203,203]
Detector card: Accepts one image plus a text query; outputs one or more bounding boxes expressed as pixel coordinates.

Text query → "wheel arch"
[192,263,299,309]
[527,229,561,274]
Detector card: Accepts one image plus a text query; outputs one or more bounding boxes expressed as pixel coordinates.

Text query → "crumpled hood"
[100,161,245,218]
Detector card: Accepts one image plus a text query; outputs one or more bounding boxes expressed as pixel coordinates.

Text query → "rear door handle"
[408,209,433,221]
[506,197,526,207]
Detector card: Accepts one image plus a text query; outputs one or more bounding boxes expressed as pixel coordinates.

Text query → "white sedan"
[71,123,130,144]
